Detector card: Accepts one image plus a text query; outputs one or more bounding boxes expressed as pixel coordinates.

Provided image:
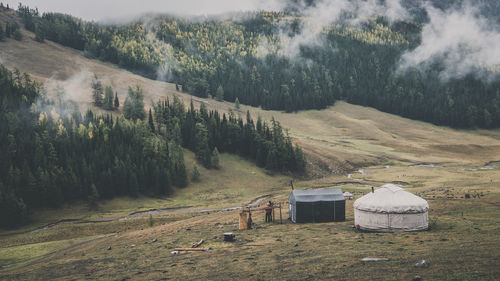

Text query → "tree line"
[153,97,306,173]
[13,4,500,129]
[0,65,186,227]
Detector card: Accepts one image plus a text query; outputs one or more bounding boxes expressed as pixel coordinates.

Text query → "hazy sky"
[3,0,285,21]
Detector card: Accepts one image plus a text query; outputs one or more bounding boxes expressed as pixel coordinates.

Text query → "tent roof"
[353,184,428,213]
[290,188,344,203]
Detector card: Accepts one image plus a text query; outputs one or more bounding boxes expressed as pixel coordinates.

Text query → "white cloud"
[276,0,410,58]
[398,3,500,80]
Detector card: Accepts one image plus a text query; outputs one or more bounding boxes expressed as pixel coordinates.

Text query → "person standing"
[265,202,272,222]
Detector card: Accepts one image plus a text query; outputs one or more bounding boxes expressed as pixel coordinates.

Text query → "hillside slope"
[1,17,500,281]
[1,25,499,173]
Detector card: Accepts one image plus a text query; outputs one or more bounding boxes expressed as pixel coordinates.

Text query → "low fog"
[6,0,499,80]
[276,0,410,58]
[398,3,500,80]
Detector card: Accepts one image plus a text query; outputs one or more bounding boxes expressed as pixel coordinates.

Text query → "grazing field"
[1,164,499,280]
[1,26,499,280]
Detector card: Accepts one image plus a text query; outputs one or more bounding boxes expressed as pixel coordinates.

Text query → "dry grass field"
[1,23,499,280]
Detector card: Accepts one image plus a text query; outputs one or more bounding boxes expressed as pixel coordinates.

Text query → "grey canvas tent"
[289,188,345,223]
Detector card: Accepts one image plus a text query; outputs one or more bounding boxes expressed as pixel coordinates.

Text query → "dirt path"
[0,194,273,237]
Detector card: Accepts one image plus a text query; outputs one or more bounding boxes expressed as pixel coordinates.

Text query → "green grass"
[3,193,498,280]
[0,21,499,280]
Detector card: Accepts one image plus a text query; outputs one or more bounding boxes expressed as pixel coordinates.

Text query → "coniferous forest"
[13,2,500,128]
[0,65,305,227]
[2,1,500,226]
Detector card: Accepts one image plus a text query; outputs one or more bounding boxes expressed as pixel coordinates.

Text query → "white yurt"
[354,184,429,232]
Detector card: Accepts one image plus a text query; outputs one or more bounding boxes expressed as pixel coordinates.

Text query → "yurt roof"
[353,184,428,213]
[290,188,344,203]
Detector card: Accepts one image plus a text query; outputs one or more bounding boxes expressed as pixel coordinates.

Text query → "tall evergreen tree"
[148,109,155,132]
[123,86,146,120]
[0,22,5,41]
[211,147,220,169]
[103,86,114,110]
[34,24,44,42]
[191,164,200,182]
[216,85,224,101]
[235,97,240,110]
[91,74,103,106]
[114,92,120,108]
[194,122,211,167]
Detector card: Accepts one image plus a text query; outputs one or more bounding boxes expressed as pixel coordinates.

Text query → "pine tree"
[191,164,200,182]
[34,24,44,42]
[235,97,240,109]
[0,22,5,41]
[123,86,146,120]
[148,108,155,132]
[91,74,103,106]
[211,147,220,169]
[103,86,114,110]
[114,92,119,108]
[194,122,211,167]
[216,85,224,101]
[5,22,11,38]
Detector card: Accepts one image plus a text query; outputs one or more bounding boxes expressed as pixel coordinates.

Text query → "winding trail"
[1,194,272,237]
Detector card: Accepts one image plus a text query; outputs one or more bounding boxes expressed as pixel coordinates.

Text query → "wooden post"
[272,203,275,222]
[279,202,282,224]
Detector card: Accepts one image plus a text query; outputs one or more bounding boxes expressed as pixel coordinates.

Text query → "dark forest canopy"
[11,3,500,129]
[0,65,304,228]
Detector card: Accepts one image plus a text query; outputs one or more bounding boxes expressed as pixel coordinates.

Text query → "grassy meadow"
[0,24,499,280]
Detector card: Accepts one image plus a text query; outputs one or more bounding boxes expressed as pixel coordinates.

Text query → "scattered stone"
[131,244,135,247]
[412,275,422,281]
[361,258,389,262]
[152,238,158,243]
[294,243,299,247]
[276,238,282,242]
[171,251,179,255]
[440,238,448,241]
[186,227,191,231]
[72,266,76,270]
[214,222,221,226]
[465,193,470,199]
[415,260,429,268]
[107,246,112,251]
